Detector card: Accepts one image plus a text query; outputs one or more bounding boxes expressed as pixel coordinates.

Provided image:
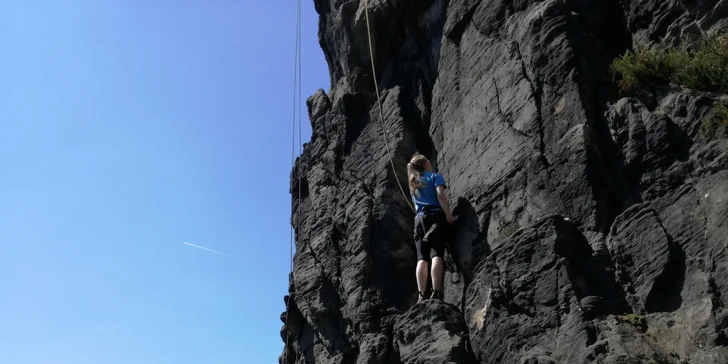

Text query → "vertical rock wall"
[281,1,728,363]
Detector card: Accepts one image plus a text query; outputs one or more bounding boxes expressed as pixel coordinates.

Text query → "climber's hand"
[447,215,456,225]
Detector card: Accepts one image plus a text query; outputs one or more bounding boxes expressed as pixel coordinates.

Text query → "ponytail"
[408,162,422,193]
[407,152,428,193]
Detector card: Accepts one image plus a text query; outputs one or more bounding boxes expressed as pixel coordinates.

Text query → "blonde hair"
[407,153,428,193]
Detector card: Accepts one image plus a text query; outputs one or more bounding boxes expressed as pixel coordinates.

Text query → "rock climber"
[406,152,455,303]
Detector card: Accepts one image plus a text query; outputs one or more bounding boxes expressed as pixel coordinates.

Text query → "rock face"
[465,215,629,364]
[280,0,728,363]
[394,300,475,364]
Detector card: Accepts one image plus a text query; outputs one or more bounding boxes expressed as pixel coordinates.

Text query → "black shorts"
[414,210,447,262]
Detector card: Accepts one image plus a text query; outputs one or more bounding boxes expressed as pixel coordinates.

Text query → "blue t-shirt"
[411,172,447,213]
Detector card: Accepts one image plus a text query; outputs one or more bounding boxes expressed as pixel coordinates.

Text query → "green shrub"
[699,101,728,140]
[500,222,519,238]
[611,46,687,91]
[616,314,648,332]
[674,36,728,93]
[611,34,728,94]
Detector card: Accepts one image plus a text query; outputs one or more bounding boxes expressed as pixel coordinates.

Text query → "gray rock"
[607,203,680,314]
[620,0,728,48]
[393,300,475,364]
[465,215,629,363]
[280,0,728,363]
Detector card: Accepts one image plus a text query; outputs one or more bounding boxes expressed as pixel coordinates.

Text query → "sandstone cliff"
[281,1,728,363]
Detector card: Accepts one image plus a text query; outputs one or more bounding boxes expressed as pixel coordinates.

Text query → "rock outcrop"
[280,0,728,363]
[394,300,475,364]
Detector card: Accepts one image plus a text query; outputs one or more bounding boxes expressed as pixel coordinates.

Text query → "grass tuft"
[611,34,728,94]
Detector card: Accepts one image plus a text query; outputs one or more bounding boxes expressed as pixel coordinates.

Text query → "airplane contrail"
[182,242,231,257]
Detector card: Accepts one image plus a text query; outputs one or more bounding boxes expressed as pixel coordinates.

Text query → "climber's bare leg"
[416,260,429,302]
[431,256,444,294]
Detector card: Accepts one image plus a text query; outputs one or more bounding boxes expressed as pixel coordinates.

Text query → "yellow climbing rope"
[363,0,416,213]
[285,4,418,360]
[364,2,461,279]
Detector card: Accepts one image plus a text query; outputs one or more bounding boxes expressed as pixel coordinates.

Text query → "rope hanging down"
[286,4,444,360]
[286,5,415,360]
[363,0,415,213]
[285,0,302,362]
[364,2,461,278]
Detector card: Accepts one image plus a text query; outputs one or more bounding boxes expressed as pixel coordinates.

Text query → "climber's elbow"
[436,185,448,204]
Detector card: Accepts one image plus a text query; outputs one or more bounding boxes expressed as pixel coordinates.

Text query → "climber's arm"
[437,185,455,224]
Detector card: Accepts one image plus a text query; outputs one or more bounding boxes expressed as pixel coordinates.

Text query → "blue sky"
[0,1,328,363]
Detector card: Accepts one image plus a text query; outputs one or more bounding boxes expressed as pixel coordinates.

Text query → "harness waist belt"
[418,205,443,214]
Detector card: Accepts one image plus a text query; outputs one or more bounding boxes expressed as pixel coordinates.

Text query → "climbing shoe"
[417,291,428,304]
[430,289,443,301]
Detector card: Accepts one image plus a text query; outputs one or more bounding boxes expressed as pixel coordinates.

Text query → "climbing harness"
[363,0,415,213]
[285,0,302,362]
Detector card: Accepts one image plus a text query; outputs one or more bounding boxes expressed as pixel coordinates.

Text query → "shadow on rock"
[443,197,491,311]
[607,203,687,314]
[465,215,630,363]
[552,218,632,318]
[393,300,476,364]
